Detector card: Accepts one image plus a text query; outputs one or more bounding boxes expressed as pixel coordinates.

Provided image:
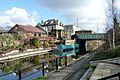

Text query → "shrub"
[32,37,40,47]
[31,55,40,64]
[2,64,10,73]
[13,34,22,40]
[16,44,26,49]
[0,33,15,49]
[44,40,49,48]
[92,45,120,61]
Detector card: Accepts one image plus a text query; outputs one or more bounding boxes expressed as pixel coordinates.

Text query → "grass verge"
[32,76,48,80]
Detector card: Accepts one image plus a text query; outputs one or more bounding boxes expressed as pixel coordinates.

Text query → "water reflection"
[0,71,17,80]
[55,49,79,57]
[0,70,43,80]
[21,69,43,80]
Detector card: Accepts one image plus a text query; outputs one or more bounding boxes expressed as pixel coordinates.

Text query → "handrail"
[98,72,120,80]
[0,56,68,80]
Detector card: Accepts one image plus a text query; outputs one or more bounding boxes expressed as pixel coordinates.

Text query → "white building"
[41,19,64,39]
[64,25,81,39]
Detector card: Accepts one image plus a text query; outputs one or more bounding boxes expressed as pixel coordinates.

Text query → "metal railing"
[0,55,69,80]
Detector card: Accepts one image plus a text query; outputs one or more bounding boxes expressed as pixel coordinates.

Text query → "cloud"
[36,0,91,10]
[36,0,107,32]
[0,7,38,28]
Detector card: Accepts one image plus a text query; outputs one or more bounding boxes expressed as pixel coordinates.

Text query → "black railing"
[98,72,120,80]
[0,56,70,80]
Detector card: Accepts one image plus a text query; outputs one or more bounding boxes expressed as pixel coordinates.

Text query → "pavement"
[89,57,120,80]
[45,51,97,80]
[90,63,120,80]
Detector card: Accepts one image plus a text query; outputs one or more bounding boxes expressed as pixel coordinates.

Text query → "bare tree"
[105,0,119,48]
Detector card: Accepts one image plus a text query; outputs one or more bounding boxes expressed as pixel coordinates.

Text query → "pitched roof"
[15,24,46,34]
[42,19,64,27]
[36,24,47,34]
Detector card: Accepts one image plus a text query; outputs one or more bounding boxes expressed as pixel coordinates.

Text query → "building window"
[34,34,36,36]
[39,34,41,37]
[45,22,48,24]
[15,27,17,29]
[51,21,53,24]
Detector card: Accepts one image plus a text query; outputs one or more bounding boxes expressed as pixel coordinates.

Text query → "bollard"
[42,62,45,76]
[18,70,21,80]
[55,58,58,71]
[65,55,67,66]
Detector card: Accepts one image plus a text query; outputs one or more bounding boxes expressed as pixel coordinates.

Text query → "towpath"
[45,51,97,80]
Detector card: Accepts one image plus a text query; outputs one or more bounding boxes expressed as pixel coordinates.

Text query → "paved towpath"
[45,51,97,80]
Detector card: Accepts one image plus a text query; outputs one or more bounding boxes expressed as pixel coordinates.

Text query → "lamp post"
[97,19,99,49]
[113,18,115,49]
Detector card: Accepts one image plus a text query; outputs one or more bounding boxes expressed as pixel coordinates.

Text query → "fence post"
[59,57,62,66]
[42,62,45,76]
[65,55,67,66]
[55,58,58,71]
[18,70,21,80]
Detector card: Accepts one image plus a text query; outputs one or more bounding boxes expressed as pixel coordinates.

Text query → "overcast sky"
[0,0,120,32]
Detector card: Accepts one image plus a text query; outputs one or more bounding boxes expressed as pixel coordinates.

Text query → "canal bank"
[0,48,52,62]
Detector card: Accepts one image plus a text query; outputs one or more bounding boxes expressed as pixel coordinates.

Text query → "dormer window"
[45,22,48,24]
[15,27,17,29]
[51,21,53,24]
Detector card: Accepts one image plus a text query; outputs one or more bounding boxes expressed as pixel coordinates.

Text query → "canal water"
[0,49,79,80]
[0,69,43,80]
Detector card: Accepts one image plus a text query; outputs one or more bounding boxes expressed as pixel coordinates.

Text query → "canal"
[0,47,79,80]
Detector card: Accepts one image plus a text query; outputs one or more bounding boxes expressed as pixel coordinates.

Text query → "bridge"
[72,33,106,54]
[76,33,105,40]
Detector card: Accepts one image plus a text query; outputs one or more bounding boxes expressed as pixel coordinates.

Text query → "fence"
[0,55,70,80]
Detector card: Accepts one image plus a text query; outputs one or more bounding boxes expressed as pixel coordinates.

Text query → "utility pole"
[76,17,79,27]
[97,20,99,48]
[41,14,43,24]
